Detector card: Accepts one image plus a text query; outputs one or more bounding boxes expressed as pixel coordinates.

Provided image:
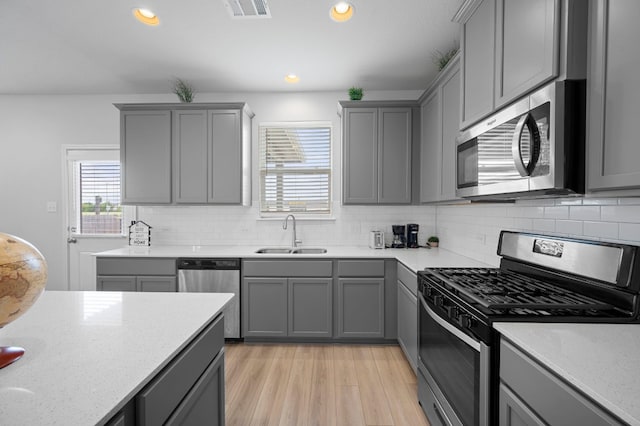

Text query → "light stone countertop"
[494,322,640,426]
[0,291,233,426]
[94,244,490,273]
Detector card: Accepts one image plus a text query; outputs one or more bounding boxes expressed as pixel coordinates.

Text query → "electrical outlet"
[46,201,57,213]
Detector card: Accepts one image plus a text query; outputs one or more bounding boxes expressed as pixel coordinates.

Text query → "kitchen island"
[0,291,233,425]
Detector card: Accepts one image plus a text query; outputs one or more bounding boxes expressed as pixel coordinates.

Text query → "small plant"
[348,87,363,101]
[433,45,459,71]
[172,78,195,103]
[428,236,439,247]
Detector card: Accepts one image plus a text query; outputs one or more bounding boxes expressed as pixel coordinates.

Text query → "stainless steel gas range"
[416,231,640,426]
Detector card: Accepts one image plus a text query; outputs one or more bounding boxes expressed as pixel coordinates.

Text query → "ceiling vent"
[224,0,271,18]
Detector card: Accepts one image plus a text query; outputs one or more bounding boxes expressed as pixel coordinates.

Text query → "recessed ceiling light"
[133,8,159,26]
[284,74,300,83]
[330,2,354,22]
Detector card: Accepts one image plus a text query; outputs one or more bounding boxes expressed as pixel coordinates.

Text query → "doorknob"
[67,237,77,244]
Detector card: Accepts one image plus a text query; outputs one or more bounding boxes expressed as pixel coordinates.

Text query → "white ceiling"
[0,0,462,95]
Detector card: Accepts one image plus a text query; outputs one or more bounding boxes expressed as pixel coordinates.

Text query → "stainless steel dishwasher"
[177,258,240,339]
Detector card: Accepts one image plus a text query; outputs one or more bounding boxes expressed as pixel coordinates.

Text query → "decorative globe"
[0,233,47,328]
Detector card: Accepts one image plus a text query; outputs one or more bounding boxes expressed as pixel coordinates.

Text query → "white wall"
[436,197,640,266]
[0,89,432,290]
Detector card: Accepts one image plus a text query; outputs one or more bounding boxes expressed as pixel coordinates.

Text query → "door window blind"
[259,122,332,214]
[73,161,123,234]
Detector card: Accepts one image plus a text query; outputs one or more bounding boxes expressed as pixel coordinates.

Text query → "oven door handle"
[421,295,481,352]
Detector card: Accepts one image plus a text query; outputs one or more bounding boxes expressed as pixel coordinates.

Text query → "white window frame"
[258,121,333,218]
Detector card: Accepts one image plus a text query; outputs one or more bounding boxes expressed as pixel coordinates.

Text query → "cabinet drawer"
[397,262,417,296]
[137,314,224,425]
[97,257,176,276]
[500,338,620,425]
[243,260,332,277]
[337,259,385,277]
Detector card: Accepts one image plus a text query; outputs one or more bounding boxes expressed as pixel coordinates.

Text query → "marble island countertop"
[495,322,640,426]
[0,291,233,425]
[94,244,490,273]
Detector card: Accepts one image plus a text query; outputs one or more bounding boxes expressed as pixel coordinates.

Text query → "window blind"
[77,161,123,234]
[259,123,332,214]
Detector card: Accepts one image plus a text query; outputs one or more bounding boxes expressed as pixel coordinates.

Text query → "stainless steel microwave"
[456,80,585,199]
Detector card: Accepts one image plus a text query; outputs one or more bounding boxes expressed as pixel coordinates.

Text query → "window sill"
[257,215,336,222]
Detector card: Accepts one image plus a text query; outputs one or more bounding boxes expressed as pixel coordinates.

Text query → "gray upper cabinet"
[456,0,561,129]
[340,102,415,205]
[116,103,252,205]
[173,110,208,203]
[495,0,559,109]
[120,110,172,204]
[587,0,640,193]
[420,55,463,203]
[460,0,496,128]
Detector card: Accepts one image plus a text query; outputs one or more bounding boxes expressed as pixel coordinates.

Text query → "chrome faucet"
[283,214,302,247]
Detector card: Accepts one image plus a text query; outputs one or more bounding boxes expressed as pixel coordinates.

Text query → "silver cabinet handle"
[67,237,77,244]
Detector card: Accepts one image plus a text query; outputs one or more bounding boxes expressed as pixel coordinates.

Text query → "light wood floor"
[224,342,430,426]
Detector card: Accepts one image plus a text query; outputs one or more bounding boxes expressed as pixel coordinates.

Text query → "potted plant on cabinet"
[427,236,439,248]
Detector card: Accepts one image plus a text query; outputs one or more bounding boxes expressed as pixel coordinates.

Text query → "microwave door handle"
[512,114,530,177]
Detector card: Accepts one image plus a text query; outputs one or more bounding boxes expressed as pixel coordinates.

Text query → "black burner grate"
[428,268,612,311]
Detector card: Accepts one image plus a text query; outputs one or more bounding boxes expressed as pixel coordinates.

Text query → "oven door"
[418,294,490,426]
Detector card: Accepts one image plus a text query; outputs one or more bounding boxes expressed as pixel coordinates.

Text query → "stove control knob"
[458,314,474,329]
[446,305,458,319]
[433,295,444,307]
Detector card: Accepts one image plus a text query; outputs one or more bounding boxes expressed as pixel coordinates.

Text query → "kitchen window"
[259,122,332,215]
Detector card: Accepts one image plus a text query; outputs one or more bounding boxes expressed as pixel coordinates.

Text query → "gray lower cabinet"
[340,102,415,204]
[242,277,288,337]
[499,338,622,425]
[337,278,385,339]
[396,263,417,372]
[116,103,252,205]
[587,0,640,193]
[106,313,225,426]
[288,278,332,338]
[420,54,462,203]
[242,259,333,339]
[96,257,177,292]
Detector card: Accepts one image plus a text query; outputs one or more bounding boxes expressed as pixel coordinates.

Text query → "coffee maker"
[391,225,406,248]
[406,223,419,248]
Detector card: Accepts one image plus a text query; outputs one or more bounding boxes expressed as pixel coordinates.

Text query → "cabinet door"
[343,108,378,204]
[137,276,177,292]
[121,110,172,204]
[440,67,462,201]
[209,110,242,203]
[397,279,417,372]
[97,276,137,291]
[495,0,558,108]
[242,277,288,337]
[173,110,208,203]
[288,278,332,338]
[499,383,545,426]
[165,350,225,426]
[337,278,384,338]
[420,90,441,203]
[588,0,640,192]
[378,108,412,204]
[461,0,496,128]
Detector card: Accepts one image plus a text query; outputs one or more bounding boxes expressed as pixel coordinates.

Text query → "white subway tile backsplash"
[569,205,601,221]
[544,206,569,219]
[555,220,583,236]
[532,219,556,233]
[601,205,640,223]
[617,198,640,205]
[583,221,619,240]
[620,223,640,242]
[582,198,619,206]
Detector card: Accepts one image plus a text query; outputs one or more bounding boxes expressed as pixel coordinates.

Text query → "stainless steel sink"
[254,247,327,254]
[254,247,294,254]
[291,248,327,254]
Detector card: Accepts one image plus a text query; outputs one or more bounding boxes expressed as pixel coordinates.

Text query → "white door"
[63,146,134,291]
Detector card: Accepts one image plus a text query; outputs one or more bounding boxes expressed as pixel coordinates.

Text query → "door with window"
[64,146,133,291]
